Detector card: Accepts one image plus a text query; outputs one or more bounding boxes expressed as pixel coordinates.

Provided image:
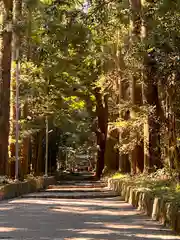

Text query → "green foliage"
[112,172,126,179]
[112,169,180,205]
[88,0,180,158]
[15,0,180,174]
[17,0,98,149]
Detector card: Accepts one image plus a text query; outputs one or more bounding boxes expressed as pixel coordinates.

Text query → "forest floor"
[0,173,180,239]
[112,169,180,206]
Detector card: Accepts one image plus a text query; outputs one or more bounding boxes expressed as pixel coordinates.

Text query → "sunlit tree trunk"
[116,31,131,173]
[0,0,13,175]
[9,0,22,178]
[129,0,143,174]
[141,0,162,173]
[21,5,32,176]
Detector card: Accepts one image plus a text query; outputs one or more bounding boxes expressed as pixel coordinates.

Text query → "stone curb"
[108,178,180,233]
[0,176,56,201]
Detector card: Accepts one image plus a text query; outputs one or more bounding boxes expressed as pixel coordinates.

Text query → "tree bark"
[9,0,22,177]
[104,128,119,172]
[31,132,38,174]
[0,0,13,175]
[141,1,162,172]
[94,87,108,179]
[22,6,32,177]
[143,53,162,172]
[129,0,142,175]
[35,130,44,175]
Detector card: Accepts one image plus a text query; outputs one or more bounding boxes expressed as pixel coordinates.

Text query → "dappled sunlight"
[0,227,26,232]
[10,198,126,208]
[51,206,90,212]
[135,234,180,239]
[0,206,15,211]
[65,238,94,240]
[1,191,180,240]
[78,228,118,235]
[103,223,171,231]
[57,227,121,236]
[84,222,104,225]
[51,205,137,216]
[10,199,63,205]
[103,223,145,229]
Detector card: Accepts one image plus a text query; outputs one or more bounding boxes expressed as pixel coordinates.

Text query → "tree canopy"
[0,0,180,179]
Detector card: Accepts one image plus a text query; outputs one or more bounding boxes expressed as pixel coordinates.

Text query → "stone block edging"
[0,176,55,201]
[108,178,180,233]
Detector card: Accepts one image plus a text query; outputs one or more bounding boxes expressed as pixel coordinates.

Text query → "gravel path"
[0,181,179,240]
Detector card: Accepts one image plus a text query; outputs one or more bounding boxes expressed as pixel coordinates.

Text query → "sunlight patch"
[104,223,144,229]
[78,229,116,235]
[0,227,26,232]
[84,222,104,225]
[51,207,137,216]
[0,206,15,211]
[65,238,94,240]
[135,234,180,239]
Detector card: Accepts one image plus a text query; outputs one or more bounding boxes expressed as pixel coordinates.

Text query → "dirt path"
[0,180,179,239]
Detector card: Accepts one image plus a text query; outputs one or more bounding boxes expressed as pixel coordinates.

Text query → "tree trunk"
[9,0,22,177]
[94,88,108,179]
[22,137,30,176]
[21,6,32,177]
[31,132,38,174]
[0,0,13,175]
[104,128,119,171]
[119,109,131,173]
[21,102,29,176]
[143,54,162,172]
[35,131,44,175]
[48,128,60,173]
[129,0,142,175]
[141,0,162,173]
[166,83,178,172]
[116,29,131,173]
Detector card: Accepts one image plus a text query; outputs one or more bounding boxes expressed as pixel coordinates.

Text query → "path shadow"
[0,197,179,240]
